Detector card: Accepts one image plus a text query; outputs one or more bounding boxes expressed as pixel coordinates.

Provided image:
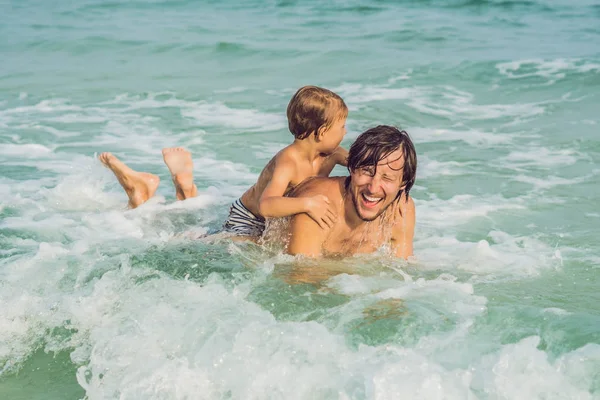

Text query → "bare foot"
[162,147,197,200]
[99,152,160,208]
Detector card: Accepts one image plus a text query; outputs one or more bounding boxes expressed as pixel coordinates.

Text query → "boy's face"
[320,116,347,152]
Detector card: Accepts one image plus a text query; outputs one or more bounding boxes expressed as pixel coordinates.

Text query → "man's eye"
[361,168,375,176]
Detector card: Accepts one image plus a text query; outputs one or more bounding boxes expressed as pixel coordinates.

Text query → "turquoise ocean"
[1,0,599,398]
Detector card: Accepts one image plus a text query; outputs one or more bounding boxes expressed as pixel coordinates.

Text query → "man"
[285,125,417,259]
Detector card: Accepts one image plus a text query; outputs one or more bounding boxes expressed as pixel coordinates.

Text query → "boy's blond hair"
[286,85,348,140]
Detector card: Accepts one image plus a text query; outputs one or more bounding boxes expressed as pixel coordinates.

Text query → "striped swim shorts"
[222,198,266,237]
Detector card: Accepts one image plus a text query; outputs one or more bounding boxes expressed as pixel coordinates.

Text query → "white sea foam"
[387,70,413,83]
[418,194,526,229]
[414,192,563,277]
[66,272,593,399]
[411,86,545,121]
[72,275,352,399]
[193,155,257,182]
[0,164,224,373]
[503,147,580,168]
[1,250,592,397]
[183,101,284,131]
[251,142,287,160]
[214,86,248,94]
[71,269,469,398]
[0,98,82,115]
[364,349,476,399]
[472,336,596,399]
[119,94,286,132]
[418,155,479,178]
[0,143,54,157]
[0,94,286,163]
[543,307,571,316]
[460,232,561,276]
[0,193,592,399]
[414,230,563,278]
[337,82,545,122]
[513,174,586,191]
[410,126,514,147]
[336,82,419,105]
[496,58,600,83]
[25,123,82,138]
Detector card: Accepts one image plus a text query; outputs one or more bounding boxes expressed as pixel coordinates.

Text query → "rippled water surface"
[1,0,599,398]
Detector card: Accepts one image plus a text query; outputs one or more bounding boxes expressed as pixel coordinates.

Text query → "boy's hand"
[305,194,337,229]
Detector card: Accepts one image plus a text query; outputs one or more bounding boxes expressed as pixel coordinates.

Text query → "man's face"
[349,148,405,221]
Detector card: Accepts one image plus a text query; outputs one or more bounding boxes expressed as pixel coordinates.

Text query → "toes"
[162,147,187,154]
[99,152,112,163]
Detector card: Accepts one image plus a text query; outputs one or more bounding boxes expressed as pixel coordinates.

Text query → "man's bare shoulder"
[389,195,415,258]
[395,195,415,217]
[401,195,415,210]
[391,195,416,232]
[288,176,346,198]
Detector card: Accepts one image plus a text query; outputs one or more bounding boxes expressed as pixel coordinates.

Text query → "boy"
[99,85,349,237]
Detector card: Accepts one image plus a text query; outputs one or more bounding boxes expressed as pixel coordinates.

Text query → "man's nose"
[367,175,382,192]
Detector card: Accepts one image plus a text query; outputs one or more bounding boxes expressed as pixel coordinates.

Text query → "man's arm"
[391,196,415,259]
[286,212,328,257]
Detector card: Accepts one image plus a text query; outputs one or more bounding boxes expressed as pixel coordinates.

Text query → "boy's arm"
[333,146,349,167]
[258,158,307,217]
[318,146,349,176]
[258,159,336,229]
[391,196,415,259]
[287,212,328,257]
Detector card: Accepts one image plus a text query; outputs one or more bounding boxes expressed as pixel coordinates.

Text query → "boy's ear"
[316,126,327,140]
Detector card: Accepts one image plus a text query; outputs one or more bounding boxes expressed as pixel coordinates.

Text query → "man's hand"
[304,194,337,229]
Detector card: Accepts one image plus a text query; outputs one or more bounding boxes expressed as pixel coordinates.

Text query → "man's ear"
[395,183,407,201]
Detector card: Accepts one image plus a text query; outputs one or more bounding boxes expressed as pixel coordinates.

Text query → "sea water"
[1,0,599,398]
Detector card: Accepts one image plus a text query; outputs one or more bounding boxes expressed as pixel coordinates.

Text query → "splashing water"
[1,0,600,398]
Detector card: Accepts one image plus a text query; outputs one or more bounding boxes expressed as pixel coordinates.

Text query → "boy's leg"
[162,147,197,200]
[99,153,160,208]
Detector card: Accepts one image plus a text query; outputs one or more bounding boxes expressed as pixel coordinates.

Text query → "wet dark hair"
[346,125,417,201]
[287,85,348,140]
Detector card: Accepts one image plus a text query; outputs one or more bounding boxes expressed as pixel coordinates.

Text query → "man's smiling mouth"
[361,193,383,208]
